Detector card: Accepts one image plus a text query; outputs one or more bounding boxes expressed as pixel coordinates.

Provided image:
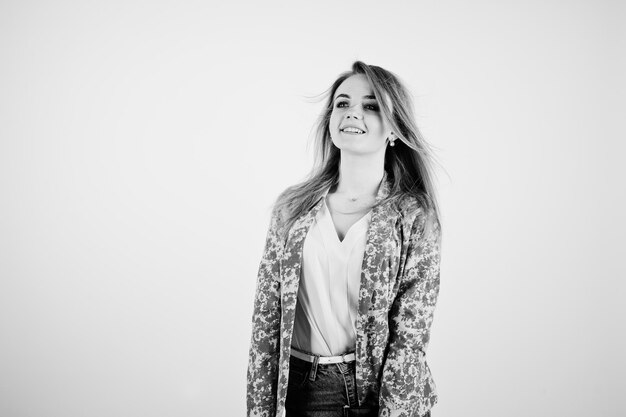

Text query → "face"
[329,74,392,155]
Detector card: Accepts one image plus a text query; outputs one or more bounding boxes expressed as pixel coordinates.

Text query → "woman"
[247,61,442,417]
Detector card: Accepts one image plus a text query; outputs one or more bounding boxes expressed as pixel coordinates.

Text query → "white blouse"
[291,192,373,356]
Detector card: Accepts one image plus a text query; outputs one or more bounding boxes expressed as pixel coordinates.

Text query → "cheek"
[368,117,385,133]
[329,112,340,131]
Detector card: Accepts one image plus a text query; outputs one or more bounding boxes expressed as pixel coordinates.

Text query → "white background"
[1,1,624,416]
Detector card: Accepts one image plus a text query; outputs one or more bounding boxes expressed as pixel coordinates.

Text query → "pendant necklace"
[327,194,375,215]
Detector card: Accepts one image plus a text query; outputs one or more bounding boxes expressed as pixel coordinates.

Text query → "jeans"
[285,353,377,417]
[285,354,432,417]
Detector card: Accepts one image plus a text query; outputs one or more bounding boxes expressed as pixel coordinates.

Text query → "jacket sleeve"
[378,210,442,417]
[247,207,283,417]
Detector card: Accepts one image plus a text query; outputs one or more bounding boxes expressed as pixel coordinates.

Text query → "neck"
[334,151,385,197]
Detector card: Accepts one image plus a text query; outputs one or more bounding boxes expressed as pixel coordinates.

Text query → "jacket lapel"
[356,175,394,320]
[276,189,324,406]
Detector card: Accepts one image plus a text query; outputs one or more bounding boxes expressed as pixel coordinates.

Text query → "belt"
[290,347,356,364]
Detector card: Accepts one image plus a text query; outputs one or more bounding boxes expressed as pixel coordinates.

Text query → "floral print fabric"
[247,174,442,417]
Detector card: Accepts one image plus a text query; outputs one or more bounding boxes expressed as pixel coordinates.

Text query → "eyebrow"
[334,93,377,101]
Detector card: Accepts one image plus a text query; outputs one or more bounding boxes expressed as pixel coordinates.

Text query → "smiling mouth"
[341,127,365,134]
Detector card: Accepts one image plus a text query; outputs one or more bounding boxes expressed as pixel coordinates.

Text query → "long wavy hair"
[272,61,440,242]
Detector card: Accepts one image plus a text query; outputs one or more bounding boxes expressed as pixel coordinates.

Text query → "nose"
[345,105,363,120]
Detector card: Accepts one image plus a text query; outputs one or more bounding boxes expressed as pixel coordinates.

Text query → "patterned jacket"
[247,172,442,417]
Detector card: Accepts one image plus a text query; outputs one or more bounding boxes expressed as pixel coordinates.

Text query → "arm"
[247,207,283,417]
[379,210,442,417]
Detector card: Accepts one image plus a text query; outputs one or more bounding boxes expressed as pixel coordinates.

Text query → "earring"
[388,132,395,147]
[389,140,395,147]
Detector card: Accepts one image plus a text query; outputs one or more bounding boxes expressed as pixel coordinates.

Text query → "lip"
[340,125,366,134]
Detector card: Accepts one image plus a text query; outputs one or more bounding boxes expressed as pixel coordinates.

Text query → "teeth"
[342,127,364,134]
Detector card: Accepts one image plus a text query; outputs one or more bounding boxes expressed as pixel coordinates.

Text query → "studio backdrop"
[0,1,624,416]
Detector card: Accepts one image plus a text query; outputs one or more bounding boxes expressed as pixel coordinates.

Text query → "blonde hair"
[273,61,440,242]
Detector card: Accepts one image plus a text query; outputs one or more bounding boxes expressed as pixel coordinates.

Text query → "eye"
[335,100,349,108]
[364,103,379,111]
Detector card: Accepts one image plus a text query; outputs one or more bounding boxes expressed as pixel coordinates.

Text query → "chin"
[339,145,376,155]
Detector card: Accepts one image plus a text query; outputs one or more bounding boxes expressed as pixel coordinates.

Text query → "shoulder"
[268,184,298,232]
[268,201,288,232]
[395,194,440,242]
[396,194,437,223]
